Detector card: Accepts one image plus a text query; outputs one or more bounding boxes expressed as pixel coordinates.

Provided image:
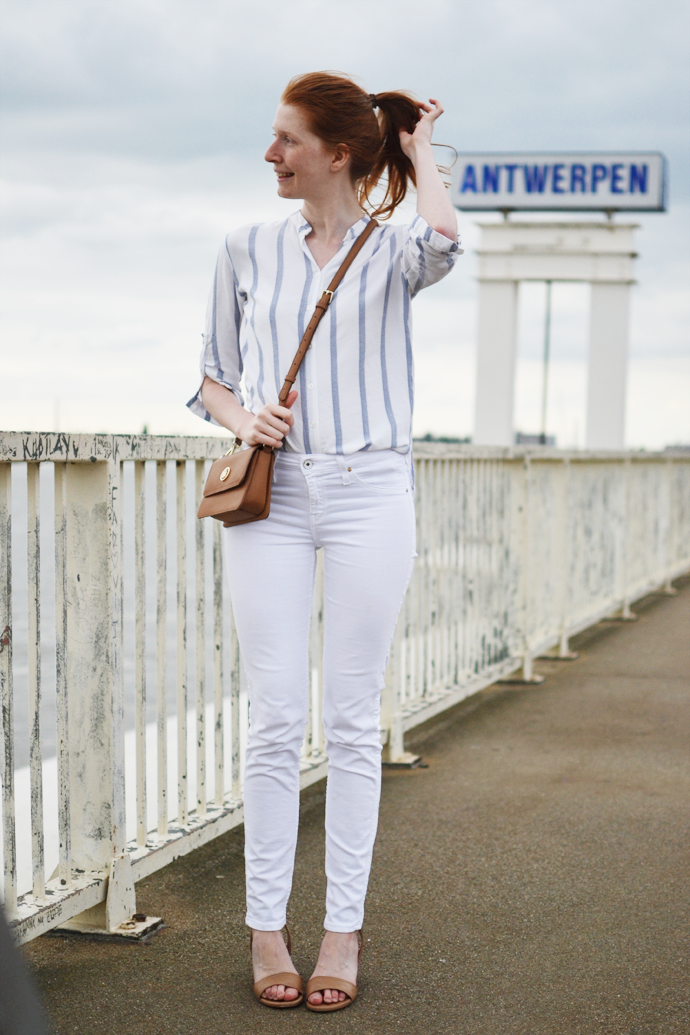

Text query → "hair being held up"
[281,71,449,221]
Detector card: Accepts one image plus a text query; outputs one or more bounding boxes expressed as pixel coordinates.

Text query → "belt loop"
[336,455,352,485]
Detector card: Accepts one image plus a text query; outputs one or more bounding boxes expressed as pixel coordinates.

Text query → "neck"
[301,187,364,242]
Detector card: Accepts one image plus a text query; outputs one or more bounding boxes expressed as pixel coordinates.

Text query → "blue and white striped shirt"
[187,211,462,454]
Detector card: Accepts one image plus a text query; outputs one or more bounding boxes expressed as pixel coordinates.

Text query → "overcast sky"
[1,0,688,447]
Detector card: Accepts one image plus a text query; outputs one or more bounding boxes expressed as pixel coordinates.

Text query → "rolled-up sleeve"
[186,237,245,423]
[402,215,463,298]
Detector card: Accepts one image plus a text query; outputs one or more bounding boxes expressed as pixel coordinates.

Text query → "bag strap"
[277,217,379,405]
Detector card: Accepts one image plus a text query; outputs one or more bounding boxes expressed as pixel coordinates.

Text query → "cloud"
[2,0,688,172]
[1,0,688,447]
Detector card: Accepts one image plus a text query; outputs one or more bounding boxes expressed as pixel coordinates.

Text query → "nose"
[265,140,281,164]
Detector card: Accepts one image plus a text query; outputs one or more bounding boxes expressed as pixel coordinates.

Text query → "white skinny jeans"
[222,449,416,932]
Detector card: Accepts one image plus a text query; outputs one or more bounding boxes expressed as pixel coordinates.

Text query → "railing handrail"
[2,430,689,465]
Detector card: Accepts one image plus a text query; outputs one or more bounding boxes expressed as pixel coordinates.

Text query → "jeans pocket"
[350,457,410,495]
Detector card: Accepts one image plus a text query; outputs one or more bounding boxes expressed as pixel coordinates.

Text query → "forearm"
[411,144,457,241]
[200,376,297,448]
[200,377,252,438]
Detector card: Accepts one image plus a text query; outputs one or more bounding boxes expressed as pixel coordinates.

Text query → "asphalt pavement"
[23,578,690,1035]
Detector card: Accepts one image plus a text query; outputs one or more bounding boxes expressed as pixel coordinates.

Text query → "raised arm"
[399,99,457,242]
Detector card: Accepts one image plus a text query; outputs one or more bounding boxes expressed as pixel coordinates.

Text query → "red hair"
[281,71,423,221]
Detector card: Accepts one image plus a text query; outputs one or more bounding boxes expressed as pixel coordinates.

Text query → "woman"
[188,71,461,1012]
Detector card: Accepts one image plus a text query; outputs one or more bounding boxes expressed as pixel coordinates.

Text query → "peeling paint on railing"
[1,432,689,944]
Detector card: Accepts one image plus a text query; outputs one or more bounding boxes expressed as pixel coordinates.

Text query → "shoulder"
[368,219,423,251]
[223,214,299,261]
[371,219,407,240]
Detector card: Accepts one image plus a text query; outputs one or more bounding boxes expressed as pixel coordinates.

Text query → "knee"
[248,704,307,751]
[323,704,381,753]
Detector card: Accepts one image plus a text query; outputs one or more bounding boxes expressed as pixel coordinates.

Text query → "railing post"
[176,461,188,826]
[56,459,137,933]
[27,463,45,899]
[134,461,147,847]
[499,454,544,685]
[619,457,637,620]
[212,520,225,807]
[537,456,579,661]
[0,462,17,917]
[382,541,419,768]
[195,460,207,817]
[54,463,71,886]
[156,460,168,836]
[663,459,679,595]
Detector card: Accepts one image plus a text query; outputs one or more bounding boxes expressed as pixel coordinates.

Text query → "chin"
[276,177,297,198]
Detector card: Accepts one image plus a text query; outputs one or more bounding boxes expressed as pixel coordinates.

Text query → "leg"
[321,488,415,933]
[222,471,315,1000]
[310,456,416,1003]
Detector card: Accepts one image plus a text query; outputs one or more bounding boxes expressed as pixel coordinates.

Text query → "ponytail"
[362,91,420,220]
[281,72,443,220]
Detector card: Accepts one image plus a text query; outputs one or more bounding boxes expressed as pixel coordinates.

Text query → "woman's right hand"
[237,390,299,448]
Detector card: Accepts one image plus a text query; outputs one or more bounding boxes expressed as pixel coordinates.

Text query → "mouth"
[276,172,295,182]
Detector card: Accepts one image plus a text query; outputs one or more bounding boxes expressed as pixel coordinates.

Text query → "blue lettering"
[504,163,518,192]
[523,165,550,193]
[570,164,587,192]
[482,165,501,193]
[552,164,566,193]
[629,164,648,193]
[460,164,478,193]
[591,164,608,192]
[610,164,625,193]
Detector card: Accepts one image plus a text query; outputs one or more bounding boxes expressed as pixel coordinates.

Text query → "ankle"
[251,929,288,953]
[323,930,359,944]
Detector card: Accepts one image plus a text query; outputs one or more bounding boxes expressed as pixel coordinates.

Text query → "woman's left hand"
[399,98,444,161]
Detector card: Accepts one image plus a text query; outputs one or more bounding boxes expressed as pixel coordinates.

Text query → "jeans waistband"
[276,449,407,468]
[276,449,411,487]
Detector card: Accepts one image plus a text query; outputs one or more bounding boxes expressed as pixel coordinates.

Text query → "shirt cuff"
[410,213,463,255]
[186,374,243,426]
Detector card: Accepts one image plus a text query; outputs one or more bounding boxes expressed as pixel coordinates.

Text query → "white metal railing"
[1,432,689,943]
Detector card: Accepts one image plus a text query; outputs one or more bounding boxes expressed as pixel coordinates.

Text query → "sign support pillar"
[471,221,637,448]
[585,282,631,449]
[473,280,518,447]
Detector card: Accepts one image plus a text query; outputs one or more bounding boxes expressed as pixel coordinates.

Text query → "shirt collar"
[292,210,372,244]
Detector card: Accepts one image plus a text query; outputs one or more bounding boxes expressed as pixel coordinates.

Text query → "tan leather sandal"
[250,926,304,1009]
[305,929,363,1013]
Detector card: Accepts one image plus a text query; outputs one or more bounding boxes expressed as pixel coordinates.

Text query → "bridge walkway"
[23,580,690,1035]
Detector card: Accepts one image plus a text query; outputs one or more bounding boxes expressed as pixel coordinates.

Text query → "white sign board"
[452,152,666,211]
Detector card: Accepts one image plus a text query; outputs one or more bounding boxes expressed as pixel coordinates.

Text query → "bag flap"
[203,448,259,497]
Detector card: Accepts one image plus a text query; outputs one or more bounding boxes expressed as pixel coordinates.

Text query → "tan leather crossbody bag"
[198,217,378,526]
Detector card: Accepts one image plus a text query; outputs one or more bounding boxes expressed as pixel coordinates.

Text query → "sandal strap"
[254,973,304,998]
[306,976,357,1001]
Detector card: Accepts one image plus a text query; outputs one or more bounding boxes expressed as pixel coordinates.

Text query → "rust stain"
[0,624,10,653]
